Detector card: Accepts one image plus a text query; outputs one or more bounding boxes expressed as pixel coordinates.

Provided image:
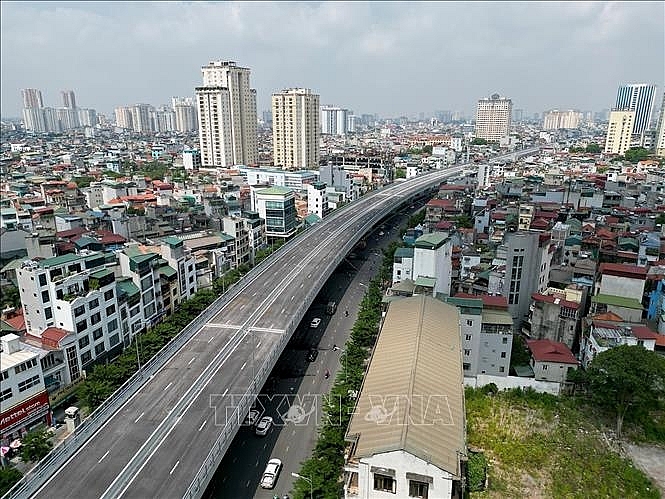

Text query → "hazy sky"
[1,1,663,119]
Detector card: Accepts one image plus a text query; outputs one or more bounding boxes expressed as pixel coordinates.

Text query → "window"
[106,305,116,316]
[464,349,471,356]
[501,352,507,358]
[108,318,118,332]
[90,312,101,325]
[76,319,87,333]
[45,307,52,320]
[74,305,86,317]
[0,387,12,402]
[0,370,8,381]
[463,362,471,370]
[502,337,508,344]
[14,358,38,374]
[81,351,92,365]
[38,274,47,286]
[104,290,114,300]
[409,480,429,498]
[109,333,120,346]
[95,343,106,355]
[42,290,50,303]
[499,366,505,373]
[542,364,548,370]
[89,298,99,309]
[79,335,90,349]
[373,474,396,494]
[465,334,472,341]
[18,374,41,392]
[466,319,473,326]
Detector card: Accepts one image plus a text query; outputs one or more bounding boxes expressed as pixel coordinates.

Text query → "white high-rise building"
[130,104,154,133]
[22,88,44,109]
[152,107,176,132]
[655,92,665,158]
[475,94,512,141]
[604,110,636,155]
[57,107,80,130]
[22,108,46,132]
[114,107,133,129]
[61,90,77,109]
[542,110,582,130]
[615,83,657,137]
[78,108,98,127]
[272,88,320,170]
[196,60,258,167]
[321,105,349,135]
[173,97,197,132]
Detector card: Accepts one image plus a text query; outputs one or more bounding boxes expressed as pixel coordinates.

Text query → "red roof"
[592,311,624,322]
[427,199,455,208]
[435,220,454,230]
[3,312,26,332]
[56,227,87,239]
[42,327,70,349]
[531,293,580,310]
[599,262,648,279]
[454,293,509,310]
[526,339,578,365]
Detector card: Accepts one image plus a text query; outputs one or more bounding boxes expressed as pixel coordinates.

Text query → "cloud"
[1,1,663,118]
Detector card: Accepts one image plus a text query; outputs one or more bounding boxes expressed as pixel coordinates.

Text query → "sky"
[1,1,664,119]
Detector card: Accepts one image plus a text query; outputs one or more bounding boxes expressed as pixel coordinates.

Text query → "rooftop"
[591,293,643,310]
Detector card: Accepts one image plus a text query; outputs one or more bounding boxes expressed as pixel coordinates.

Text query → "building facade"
[196,61,258,167]
[604,110,636,155]
[321,105,349,136]
[272,88,320,170]
[475,94,512,142]
[252,186,298,239]
[614,83,657,138]
[542,110,582,130]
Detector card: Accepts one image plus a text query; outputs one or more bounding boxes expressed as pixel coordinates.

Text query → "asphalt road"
[30,149,537,499]
[206,218,410,499]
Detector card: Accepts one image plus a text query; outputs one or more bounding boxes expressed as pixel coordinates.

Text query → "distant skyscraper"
[604,110,635,155]
[542,110,582,130]
[475,94,512,141]
[320,106,349,136]
[196,60,258,167]
[21,88,44,109]
[614,83,657,138]
[130,104,154,133]
[172,97,197,132]
[512,108,524,123]
[78,108,97,127]
[655,92,665,158]
[61,90,77,109]
[272,88,320,170]
[22,108,46,132]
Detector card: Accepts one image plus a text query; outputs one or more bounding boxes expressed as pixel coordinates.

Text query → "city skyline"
[1,1,664,119]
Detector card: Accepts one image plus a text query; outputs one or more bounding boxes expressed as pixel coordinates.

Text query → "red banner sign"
[0,391,50,432]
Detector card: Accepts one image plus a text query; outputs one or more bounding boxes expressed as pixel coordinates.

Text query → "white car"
[255,416,273,436]
[310,317,321,328]
[260,458,282,489]
[243,408,261,427]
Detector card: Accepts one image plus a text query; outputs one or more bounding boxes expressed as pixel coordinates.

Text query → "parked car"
[243,408,261,427]
[255,416,273,436]
[310,318,321,328]
[260,458,282,489]
[306,348,318,362]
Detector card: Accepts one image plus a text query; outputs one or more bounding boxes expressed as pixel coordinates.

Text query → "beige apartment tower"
[196,61,258,167]
[475,93,512,142]
[604,110,635,155]
[272,88,320,170]
[542,110,582,130]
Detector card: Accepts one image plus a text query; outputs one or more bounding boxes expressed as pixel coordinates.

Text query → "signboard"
[0,391,50,434]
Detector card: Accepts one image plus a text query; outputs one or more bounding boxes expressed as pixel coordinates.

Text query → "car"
[243,408,261,427]
[260,458,282,489]
[306,348,318,362]
[310,318,321,328]
[255,416,273,436]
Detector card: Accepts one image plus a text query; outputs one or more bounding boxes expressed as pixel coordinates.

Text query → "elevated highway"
[10,148,538,499]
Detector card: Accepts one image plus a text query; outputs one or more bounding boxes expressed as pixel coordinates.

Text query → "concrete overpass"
[7,148,538,499]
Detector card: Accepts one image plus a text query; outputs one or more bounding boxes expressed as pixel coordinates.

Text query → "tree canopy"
[471,138,488,146]
[583,345,665,437]
[623,147,650,164]
[0,467,23,496]
[20,427,53,462]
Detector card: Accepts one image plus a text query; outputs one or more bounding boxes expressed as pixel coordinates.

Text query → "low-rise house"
[580,319,661,368]
[526,338,579,383]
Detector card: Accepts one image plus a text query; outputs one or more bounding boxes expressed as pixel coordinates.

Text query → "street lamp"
[291,472,313,499]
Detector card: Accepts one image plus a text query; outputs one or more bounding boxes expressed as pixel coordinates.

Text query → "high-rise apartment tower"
[475,94,512,142]
[272,88,320,170]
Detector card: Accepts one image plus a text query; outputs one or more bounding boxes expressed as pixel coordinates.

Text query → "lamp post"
[291,472,313,499]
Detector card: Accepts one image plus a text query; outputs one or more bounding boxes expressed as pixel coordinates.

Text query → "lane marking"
[240,362,247,371]
[198,420,207,432]
[169,461,179,475]
[134,412,144,424]
[256,341,261,348]
[188,357,196,366]
[165,382,172,390]
[208,336,214,344]
[98,451,110,463]
[222,388,229,397]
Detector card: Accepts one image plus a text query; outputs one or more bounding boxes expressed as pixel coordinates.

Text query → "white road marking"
[169,461,179,475]
[285,445,289,452]
[198,420,207,432]
[222,388,229,397]
[188,357,196,366]
[256,341,261,348]
[245,480,250,488]
[134,412,144,424]
[98,451,110,463]
[208,336,214,344]
[165,382,172,390]
[240,362,247,371]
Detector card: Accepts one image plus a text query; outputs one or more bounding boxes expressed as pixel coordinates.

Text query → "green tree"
[455,214,473,228]
[655,214,665,226]
[585,143,601,153]
[0,467,23,496]
[394,168,406,179]
[0,285,21,309]
[471,138,488,146]
[583,345,665,438]
[422,144,433,154]
[20,427,53,462]
[73,175,96,188]
[623,147,650,164]
[510,335,531,370]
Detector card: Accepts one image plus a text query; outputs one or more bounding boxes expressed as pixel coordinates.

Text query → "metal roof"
[346,295,465,477]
